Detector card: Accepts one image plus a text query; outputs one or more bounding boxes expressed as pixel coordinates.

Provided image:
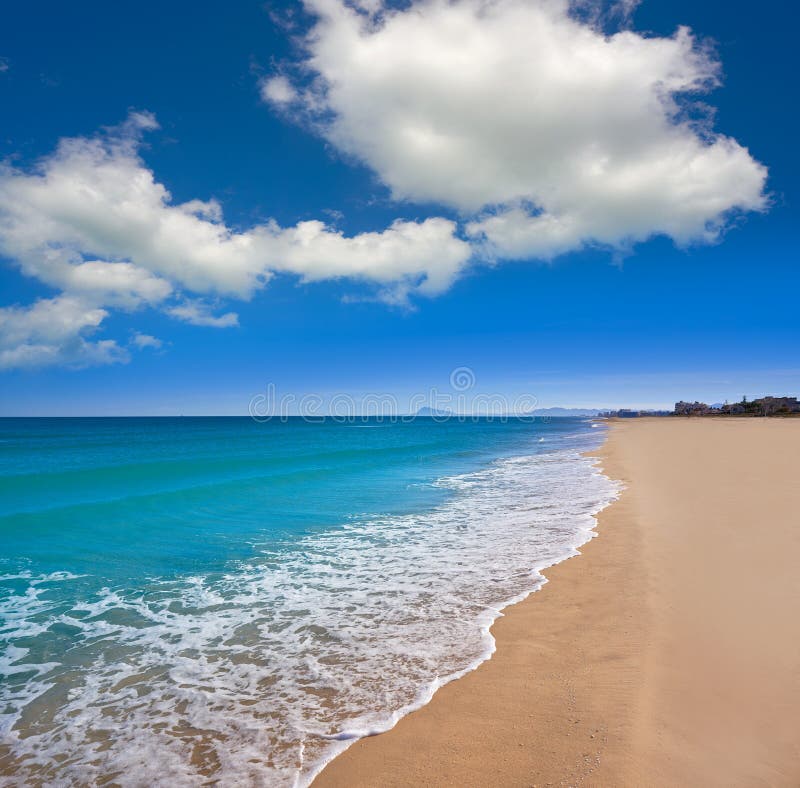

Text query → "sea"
[0,416,618,786]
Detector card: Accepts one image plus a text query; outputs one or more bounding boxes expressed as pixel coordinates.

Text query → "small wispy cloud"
[167,300,239,328]
[131,332,164,350]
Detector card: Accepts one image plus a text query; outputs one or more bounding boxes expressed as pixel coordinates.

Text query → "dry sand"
[315,418,800,787]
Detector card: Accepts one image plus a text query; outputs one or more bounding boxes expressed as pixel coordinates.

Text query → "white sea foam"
[0,428,619,786]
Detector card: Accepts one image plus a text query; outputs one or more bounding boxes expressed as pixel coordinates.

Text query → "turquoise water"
[0,416,616,785]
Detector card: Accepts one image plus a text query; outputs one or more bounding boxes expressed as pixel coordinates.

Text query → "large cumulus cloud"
[263,0,767,258]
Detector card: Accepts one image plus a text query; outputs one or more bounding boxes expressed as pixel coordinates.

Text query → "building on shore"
[675,396,800,417]
[600,396,800,418]
[674,401,713,416]
[598,408,672,418]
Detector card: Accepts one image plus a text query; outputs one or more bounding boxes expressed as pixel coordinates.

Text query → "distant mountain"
[528,407,602,417]
[414,406,456,417]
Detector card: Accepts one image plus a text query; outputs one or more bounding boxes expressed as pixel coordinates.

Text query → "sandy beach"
[315,418,800,786]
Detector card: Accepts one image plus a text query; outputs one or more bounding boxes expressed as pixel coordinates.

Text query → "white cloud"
[0,114,470,368]
[131,332,164,350]
[0,113,469,300]
[261,75,297,104]
[0,57,8,74]
[48,261,173,307]
[0,295,128,370]
[167,300,240,328]
[266,0,767,259]
[263,216,469,296]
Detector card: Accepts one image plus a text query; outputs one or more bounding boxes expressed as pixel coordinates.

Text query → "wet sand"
[315,418,800,786]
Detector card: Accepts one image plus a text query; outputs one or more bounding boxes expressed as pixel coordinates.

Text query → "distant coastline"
[601,394,800,418]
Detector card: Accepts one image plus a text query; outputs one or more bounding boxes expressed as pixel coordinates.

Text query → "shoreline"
[302,432,618,786]
[315,417,800,786]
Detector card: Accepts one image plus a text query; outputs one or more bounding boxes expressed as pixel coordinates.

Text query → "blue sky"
[0,0,796,414]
